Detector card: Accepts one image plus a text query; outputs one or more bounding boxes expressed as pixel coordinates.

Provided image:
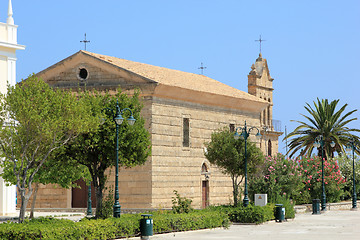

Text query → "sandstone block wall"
[149,97,260,208]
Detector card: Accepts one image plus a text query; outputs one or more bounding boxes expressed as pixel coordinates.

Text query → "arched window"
[263,110,266,125]
[268,140,272,156]
[201,163,208,174]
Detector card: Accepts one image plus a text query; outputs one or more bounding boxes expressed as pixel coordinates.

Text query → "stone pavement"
[135,210,360,240]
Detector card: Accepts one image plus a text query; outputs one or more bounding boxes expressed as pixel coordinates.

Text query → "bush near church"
[249,153,347,205]
[249,153,305,204]
[337,155,360,201]
[298,155,345,203]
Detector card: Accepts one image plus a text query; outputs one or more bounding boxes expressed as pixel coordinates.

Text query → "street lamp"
[347,139,357,209]
[313,135,335,211]
[234,121,261,207]
[103,100,136,217]
[87,181,92,216]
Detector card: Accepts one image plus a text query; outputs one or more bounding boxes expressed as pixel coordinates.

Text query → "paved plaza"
[138,210,360,240]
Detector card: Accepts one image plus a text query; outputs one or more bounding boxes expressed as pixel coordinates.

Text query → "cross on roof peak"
[198,62,207,75]
[80,33,90,51]
[255,35,266,53]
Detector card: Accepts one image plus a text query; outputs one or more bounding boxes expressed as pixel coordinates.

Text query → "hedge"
[0,204,290,239]
[0,210,230,240]
[228,204,275,224]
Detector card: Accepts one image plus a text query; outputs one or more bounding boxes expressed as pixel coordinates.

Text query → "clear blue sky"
[3,0,360,154]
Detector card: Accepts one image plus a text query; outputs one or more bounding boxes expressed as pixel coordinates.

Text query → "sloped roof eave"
[153,83,268,112]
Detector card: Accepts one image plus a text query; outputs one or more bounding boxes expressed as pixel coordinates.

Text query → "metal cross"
[80,33,90,51]
[198,62,207,75]
[255,35,266,53]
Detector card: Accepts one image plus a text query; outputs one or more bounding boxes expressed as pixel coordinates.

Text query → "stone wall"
[295,201,360,213]
[17,184,70,209]
[149,97,260,208]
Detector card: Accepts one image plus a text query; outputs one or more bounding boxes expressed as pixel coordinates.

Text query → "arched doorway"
[201,163,210,208]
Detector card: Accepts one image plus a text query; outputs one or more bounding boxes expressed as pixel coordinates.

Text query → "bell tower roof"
[7,0,14,25]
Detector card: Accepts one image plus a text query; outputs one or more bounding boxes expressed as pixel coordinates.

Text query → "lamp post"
[347,139,357,209]
[104,100,136,218]
[87,181,92,216]
[313,135,335,211]
[234,121,261,207]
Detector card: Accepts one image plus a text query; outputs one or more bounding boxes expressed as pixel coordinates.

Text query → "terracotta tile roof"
[82,51,266,103]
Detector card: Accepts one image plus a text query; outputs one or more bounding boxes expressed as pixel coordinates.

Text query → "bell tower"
[0,0,25,216]
[0,0,25,93]
[248,53,282,156]
[248,53,274,128]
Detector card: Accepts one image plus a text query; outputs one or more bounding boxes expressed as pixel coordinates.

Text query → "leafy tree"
[285,98,360,159]
[1,148,90,218]
[0,75,95,222]
[59,89,151,218]
[204,128,264,206]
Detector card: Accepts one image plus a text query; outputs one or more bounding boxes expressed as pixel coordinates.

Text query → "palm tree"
[285,98,360,159]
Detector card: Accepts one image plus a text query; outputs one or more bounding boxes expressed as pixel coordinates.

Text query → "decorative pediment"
[36,51,157,92]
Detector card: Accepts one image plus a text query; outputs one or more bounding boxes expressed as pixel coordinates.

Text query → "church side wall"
[17,184,69,209]
[150,97,260,209]
[105,97,153,209]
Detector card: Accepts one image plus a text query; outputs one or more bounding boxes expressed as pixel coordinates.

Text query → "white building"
[0,0,25,215]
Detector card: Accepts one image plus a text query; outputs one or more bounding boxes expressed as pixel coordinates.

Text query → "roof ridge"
[80,51,267,104]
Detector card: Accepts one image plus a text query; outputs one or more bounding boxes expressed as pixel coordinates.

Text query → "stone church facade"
[29,50,282,210]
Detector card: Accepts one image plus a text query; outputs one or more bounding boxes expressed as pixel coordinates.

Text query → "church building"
[29,50,282,210]
[0,0,25,215]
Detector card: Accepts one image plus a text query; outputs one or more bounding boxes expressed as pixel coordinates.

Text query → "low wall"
[295,200,360,213]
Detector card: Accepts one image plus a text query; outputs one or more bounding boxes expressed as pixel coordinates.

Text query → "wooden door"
[72,179,96,208]
[202,181,209,208]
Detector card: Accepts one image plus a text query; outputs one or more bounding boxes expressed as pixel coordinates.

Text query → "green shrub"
[152,210,230,233]
[249,153,305,204]
[337,155,360,201]
[171,190,193,213]
[0,209,229,239]
[299,156,345,203]
[249,154,347,205]
[227,204,274,224]
[273,195,295,219]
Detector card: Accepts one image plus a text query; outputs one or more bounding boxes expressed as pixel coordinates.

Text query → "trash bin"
[312,199,320,214]
[140,214,153,240]
[275,204,285,222]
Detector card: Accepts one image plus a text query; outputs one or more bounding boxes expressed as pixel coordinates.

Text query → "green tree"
[285,98,360,159]
[1,148,90,218]
[0,75,94,222]
[204,128,264,206]
[59,89,151,218]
